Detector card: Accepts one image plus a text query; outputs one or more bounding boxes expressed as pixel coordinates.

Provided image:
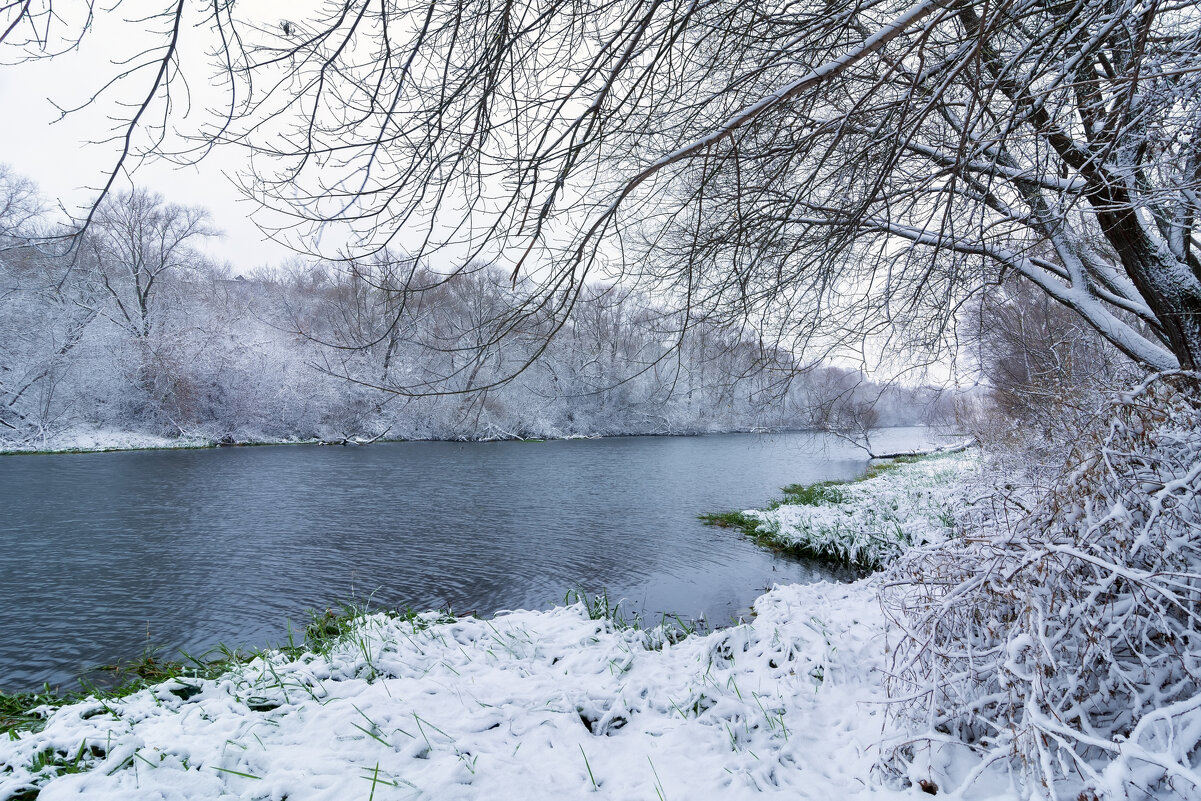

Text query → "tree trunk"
[1099,208,1201,371]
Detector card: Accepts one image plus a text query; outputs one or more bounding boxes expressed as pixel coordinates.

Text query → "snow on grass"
[737,452,979,569]
[0,582,997,801]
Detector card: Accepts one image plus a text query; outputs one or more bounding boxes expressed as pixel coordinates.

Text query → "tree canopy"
[5,0,1201,377]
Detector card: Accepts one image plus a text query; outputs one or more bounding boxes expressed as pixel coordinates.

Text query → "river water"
[0,428,935,691]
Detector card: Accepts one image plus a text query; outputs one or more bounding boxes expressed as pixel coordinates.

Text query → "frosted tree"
[81,189,216,339]
[0,169,85,439]
[3,0,1197,383]
[0,166,41,243]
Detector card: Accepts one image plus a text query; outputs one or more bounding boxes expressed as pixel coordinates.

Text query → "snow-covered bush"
[884,372,1201,799]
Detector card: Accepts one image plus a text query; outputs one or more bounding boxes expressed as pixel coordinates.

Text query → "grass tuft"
[775,482,847,507]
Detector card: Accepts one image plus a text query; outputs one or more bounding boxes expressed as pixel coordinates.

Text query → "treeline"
[0,174,950,448]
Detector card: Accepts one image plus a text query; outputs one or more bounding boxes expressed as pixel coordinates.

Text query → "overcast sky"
[0,4,299,272]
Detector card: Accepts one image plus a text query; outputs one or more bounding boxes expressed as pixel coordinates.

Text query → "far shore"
[0,425,946,457]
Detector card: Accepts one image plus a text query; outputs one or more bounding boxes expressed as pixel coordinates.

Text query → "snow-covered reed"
[736,452,978,569]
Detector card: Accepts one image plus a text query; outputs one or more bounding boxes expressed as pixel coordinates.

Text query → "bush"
[883,372,1201,799]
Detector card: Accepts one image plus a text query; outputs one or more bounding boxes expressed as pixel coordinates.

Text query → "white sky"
[0,2,300,272]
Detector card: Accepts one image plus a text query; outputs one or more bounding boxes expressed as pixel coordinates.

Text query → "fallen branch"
[869,439,975,460]
[320,426,393,446]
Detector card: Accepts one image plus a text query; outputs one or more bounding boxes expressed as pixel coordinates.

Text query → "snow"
[0,429,217,454]
[0,580,1016,800]
[742,452,979,568]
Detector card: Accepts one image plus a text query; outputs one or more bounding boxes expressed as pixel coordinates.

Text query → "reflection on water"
[0,428,936,691]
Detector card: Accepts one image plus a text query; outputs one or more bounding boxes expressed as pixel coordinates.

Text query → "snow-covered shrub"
[884,372,1201,799]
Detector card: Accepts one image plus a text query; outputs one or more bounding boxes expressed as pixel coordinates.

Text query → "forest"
[0,177,949,449]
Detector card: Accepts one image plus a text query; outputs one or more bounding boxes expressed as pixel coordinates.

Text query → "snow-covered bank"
[0,426,776,455]
[0,429,323,455]
[0,582,1008,800]
[0,425,943,456]
[0,430,226,455]
[716,451,979,569]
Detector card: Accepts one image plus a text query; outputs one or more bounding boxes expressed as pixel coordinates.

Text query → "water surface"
[0,428,934,691]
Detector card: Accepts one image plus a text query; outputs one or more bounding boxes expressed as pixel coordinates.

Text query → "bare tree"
[963,274,1140,446]
[0,166,42,243]
[82,188,217,339]
[3,0,1199,382]
[805,367,885,456]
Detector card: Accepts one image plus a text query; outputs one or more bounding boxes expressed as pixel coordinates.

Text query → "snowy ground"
[0,579,1015,801]
[742,452,979,568]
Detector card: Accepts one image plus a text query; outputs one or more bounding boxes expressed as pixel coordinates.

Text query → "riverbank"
[702,450,978,569]
[0,426,801,456]
[0,422,967,457]
[0,578,1013,801]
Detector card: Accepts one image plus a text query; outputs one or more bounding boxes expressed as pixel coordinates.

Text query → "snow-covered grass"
[0,582,988,801]
[705,451,979,569]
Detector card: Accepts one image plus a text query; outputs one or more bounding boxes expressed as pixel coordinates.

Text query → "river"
[0,428,937,691]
